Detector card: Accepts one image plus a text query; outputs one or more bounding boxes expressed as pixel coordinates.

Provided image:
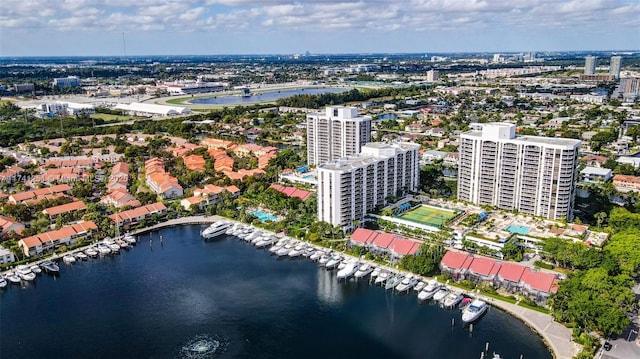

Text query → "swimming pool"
[251,210,278,222]
[303,175,315,179]
[506,225,530,235]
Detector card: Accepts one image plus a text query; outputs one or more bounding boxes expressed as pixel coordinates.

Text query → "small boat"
[375,271,389,285]
[0,276,7,288]
[124,234,137,245]
[337,261,347,270]
[370,267,381,278]
[336,260,359,280]
[417,280,441,301]
[201,221,231,239]
[116,239,129,249]
[318,254,331,266]
[414,281,426,292]
[16,265,36,281]
[85,248,99,257]
[40,260,60,273]
[104,239,120,252]
[6,273,21,284]
[443,291,464,308]
[433,287,450,302]
[255,236,278,248]
[354,264,374,279]
[462,299,488,323]
[325,256,342,269]
[29,265,42,274]
[63,255,76,264]
[97,244,111,255]
[75,252,88,261]
[385,273,404,291]
[395,275,418,292]
[276,244,293,257]
[302,247,315,257]
[287,244,305,258]
[269,240,287,253]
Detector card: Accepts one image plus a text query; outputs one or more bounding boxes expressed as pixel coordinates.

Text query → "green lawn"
[398,205,457,228]
[91,113,133,121]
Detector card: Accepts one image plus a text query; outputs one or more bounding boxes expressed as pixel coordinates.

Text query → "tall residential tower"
[610,56,622,79]
[457,123,581,221]
[306,106,371,166]
[584,56,597,75]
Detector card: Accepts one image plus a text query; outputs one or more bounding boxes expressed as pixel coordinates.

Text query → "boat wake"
[178,334,226,359]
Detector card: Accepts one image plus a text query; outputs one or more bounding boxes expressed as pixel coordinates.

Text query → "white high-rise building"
[317,142,420,232]
[457,123,581,221]
[584,56,597,75]
[610,56,622,79]
[306,106,371,166]
[426,69,439,82]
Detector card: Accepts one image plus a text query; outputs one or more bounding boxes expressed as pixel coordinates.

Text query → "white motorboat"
[375,271,389,285]
[85,248,99,257]
[16,265,36,281]
[354,264,374,279]
[318,254,331,265]
[310,251,324,261]
[336,260,359,280]
[325,256,342,269]
[414,281,426,292]
[29,264,42,274]
[246,231,262,242]
[0,276,7,288]
[123,234,137,245]
[6,273,21,284]
[63,254,76,264]
[417,280,441,301]
[255,236,278,248]
[370,267,381,278]
[337,261,347,270]
[201,221,231,239]
[385,273,404,290]
[433,287,450,302]
[302,247,315,257]
[462,299,488,323]
[75,252,88,261]
[97,244,111,255]
[116,239,129,249]
[443,291,464,308]
[287,244,305,258]
[104,239,120,252]
[276,244,293,257]
[395,275,419,292]
[40,260,60,273]
[269,240,287,253]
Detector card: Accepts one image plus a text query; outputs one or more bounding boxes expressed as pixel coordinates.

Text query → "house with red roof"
[269,184,312,201]
[42,200,86,220]
[467,256,501,283]
[0,215,24,237]
[348,228,421,261]
[521,268,558,301]
[439,251,474,279]
[8,184,72,205]
[181,184,241,210]
[108,202,167,226]
[18,221,97,257]
[101,189,142,209]
[495,262,527,291]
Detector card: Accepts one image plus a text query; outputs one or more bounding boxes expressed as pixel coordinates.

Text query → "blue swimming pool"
[251,210,277,222]
[506,225,530,235]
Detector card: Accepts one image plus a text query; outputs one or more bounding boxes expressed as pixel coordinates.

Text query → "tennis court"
[397,205,457,228]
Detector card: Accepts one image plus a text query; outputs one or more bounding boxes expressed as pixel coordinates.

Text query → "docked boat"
[29,264,42,274]
[417,280,441,301]
[433,287,450,302]
[309,251,323,261]
[375,271,389,285]
[63,255,76,264]
[287,244,305,258]
[462,299,488,323]
[123,234,137,245]
[395,275,418,292]
[269,240,287,253]
[201,221,231,239]
[40,260,60,273]
[0,276,7,288]
[318,254,331,266]
[414,281,426,292]
[255,236,278,248]
[104,239,120,252]
[443,291,464,308]
[97,244,111,255]
[6,273,21,284]
[325,256,342,269]
[16,265,36,281]
[75,252,88,261]
[116,239,129,249]
[354,264,374,279]
[370,267,381,278]
[336,260,359,280]
[85,248,99,257]
[276,244,293,257]
[385,273,404,291]
[302,247,315,257]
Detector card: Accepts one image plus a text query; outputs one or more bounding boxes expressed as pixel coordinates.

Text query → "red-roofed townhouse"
[439,251,474,279]
[496,262,527,292]
[101,189,142,208]
[388,238,421,260]
[349,228,378,248]
[521,269,558,303]
[0,215,25,237]
[108,202,167,226]
[467,256,501,283]
[18,221,97,257]
[42,200,87,220]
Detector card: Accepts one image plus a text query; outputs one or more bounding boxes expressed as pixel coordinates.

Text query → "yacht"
[287,244,305,258]
[309,251,323,262]
[246,231,262,243]
[443,291,464,308]
[123,234,137,245]
[462,299,488,323]
[16,265,36,281]
[0,276,7,288]
[395,275,418,292]
[97,244,111,255]
[318,254,331,266]
[6,272,21,284]
[414,281,426,292]
[255,236,277,248]
[417,280,441,301]
[29,264,42,274]
[201,221,231,239]
[269,240,287,254]
[385,273,404,291]
[75,252,88,261]
[370,267,381,278]
[324,256,342,269]
[302,247,315,257]
[104,239,120,252]
[433,287,450,303]
[276,244,293,257]
[375,271,389,285]
[116,239,129,249]
[63,254,76,264]
[40,260,60,273]
[85,248,99,257]
[354,264,374,279]
[336,260,359,280]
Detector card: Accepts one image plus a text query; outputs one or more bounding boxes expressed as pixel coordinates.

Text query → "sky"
[0,0,639,57]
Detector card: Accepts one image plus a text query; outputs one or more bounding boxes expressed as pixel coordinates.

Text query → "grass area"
[91,113,134,121]
[480,290,518,304]
[398,205,457,228]
[518,302,551,314]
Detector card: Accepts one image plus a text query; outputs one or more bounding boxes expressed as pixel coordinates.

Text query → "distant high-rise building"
[584,56,597,75]
[13,83,35,93]
[610,56,622,79]
[317,142,420,232]
[426,70,439,82]
[457,123,581,221]
[621,77,640,98]
[306,106,371,166]
[52,76,80,88]
[492,54,503,63]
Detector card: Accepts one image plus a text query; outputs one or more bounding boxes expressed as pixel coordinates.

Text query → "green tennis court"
[397,205,457,228]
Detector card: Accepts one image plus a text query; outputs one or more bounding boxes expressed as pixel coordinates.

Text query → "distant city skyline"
[1,0,639,57]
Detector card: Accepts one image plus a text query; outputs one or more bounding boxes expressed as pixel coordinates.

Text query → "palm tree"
[594,212,607,228]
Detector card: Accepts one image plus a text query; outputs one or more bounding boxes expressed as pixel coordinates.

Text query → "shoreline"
[1,215,579,358]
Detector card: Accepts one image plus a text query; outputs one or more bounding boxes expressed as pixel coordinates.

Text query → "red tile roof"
[108,202,167,223]
[441,251,473,270]
[351,228,377,244]
[42,201,86,216]
[372,232,396,249]
[497,262,526,283]
[390,238,421,256]
[468,256,500,276]
[521,269,556,293]
[269,184,312,201]
[19,221,97,248]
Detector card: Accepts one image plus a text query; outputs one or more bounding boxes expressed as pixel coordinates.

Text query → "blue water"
[189,87,349,105]
[507,225,530,235]
[250,210,277,222]
[0,225,552,358]
[378,113,398,120]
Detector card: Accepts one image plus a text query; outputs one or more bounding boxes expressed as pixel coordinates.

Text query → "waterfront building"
[317,142,420,232]
[584,56,596,75]
[18,221,97,257]
[457,123,580,221]
[52,76,80,88]
[0,215,25,237]
[306,106,371,166]
[610,56,622,79]
[108,202,167,226]
[145,158,183,199]
[0,244,15,264]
